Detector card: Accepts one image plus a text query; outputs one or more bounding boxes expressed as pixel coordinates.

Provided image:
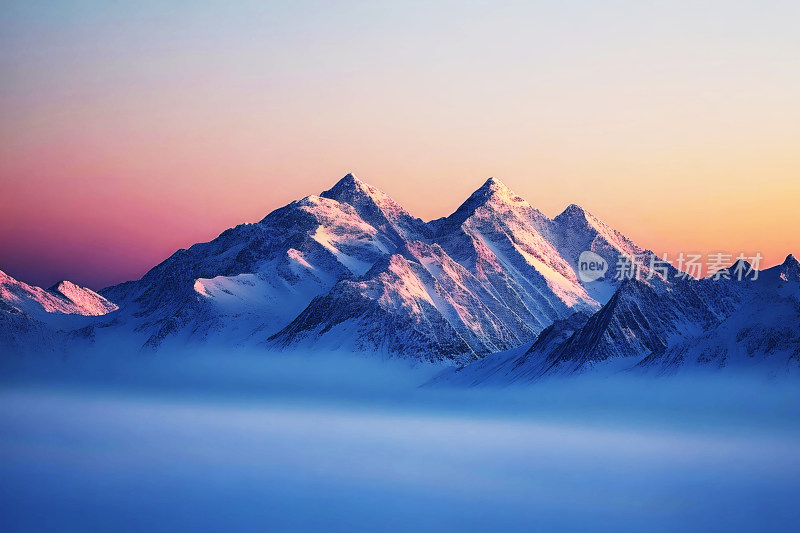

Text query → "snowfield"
[1,350,799,533]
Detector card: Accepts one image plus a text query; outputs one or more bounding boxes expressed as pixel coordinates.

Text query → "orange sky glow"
[1,1,798,289]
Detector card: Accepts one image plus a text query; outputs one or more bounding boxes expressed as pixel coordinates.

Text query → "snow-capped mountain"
[0,270,118,354]
[436,254,800,383]
[90,174,658,362]
[102,185,399,349]
[319,173,432,245]
[4,172,794,374]
[549,203,666,301]
[430,178,598,330]
[272,177,612,360]
[635,255,800,375]
[0,270,117,320]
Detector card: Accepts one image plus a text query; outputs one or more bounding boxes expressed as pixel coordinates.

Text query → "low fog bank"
[2,347,799,532]
[2,346,799,436]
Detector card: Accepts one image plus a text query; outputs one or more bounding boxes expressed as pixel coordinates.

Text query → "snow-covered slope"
[549,203,673,301]
[271,241,541,361]
[431,178,599,330]
[102,188,394,349]
[636,255,800,375]
[0,270,118,354]
[0,270,117,321]
[271,253,480,363]
[320,173,431,245]
[437,254,800,382]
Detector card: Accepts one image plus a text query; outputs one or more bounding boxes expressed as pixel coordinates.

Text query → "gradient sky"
[1,1,798,289]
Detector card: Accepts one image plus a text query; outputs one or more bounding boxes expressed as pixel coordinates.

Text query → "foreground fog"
[1,350,799,532]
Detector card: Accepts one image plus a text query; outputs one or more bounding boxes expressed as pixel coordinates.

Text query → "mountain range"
[436,255,800,384]
[2,174,797,378]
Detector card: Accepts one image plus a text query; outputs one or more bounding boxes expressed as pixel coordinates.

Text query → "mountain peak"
[339,172,363,187]
[323,173,367,196]
[320,173,392,209]
[729,258,753,272]
[467,176,524,207]
[556,203,590,221]
[320,173,429,242]
[777,253,800,281]
[553,204,610,234]
[430,177,535,232]
[49,280,75,294]
[477,177,521,199]
[321,173,398,209]
[49,280,118,314]
[479,176,507,190]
